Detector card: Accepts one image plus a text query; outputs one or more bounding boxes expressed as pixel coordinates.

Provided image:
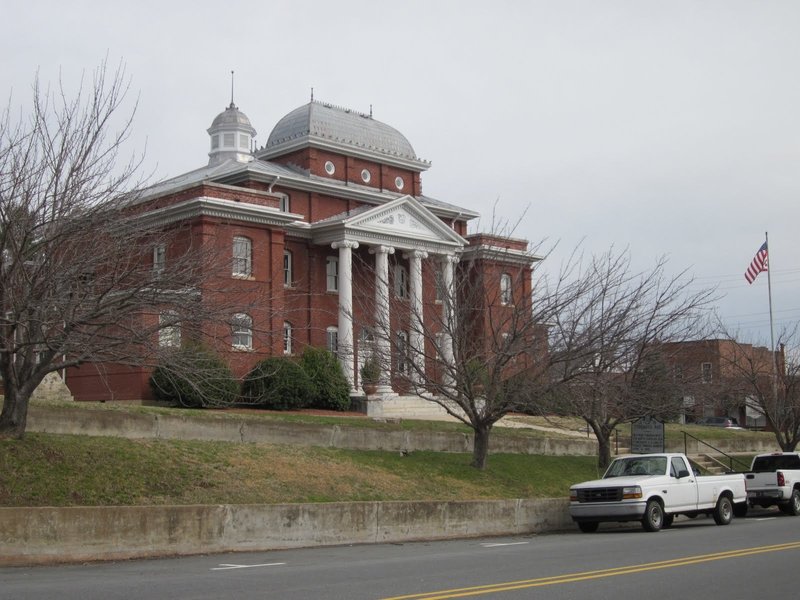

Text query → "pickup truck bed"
[745,452,800,515]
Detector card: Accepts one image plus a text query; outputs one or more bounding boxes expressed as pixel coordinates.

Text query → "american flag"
[744,241,768,284]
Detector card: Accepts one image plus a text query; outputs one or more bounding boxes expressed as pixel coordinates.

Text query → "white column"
[371,245,395,393]
[405,250,428,384]
[332,240,359,392]
[441,254,459,381]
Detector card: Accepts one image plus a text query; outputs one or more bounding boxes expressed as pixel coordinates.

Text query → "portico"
[314,196,464,395]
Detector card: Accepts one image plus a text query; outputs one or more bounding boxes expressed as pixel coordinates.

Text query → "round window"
[361,169,371,183]
[324,161,336,175]
[395,176,404,190]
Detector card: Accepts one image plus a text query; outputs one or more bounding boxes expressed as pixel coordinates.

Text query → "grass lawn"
[4,401,776,508]
[0,433,603,507]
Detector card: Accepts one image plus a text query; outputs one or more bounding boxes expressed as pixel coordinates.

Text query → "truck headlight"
[622,486,642,499]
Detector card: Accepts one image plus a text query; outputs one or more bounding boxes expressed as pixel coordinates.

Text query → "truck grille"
[576,488,623,503]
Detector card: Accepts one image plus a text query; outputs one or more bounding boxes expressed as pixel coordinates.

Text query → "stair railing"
[682,430,750,473]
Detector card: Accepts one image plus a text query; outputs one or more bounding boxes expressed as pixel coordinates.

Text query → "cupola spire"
[206,72,256,166]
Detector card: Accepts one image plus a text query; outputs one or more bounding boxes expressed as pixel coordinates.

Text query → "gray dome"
[208,103,256,133]
[266,101,418,160]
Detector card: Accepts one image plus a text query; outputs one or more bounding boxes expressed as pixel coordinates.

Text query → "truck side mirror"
[678,469,690,478]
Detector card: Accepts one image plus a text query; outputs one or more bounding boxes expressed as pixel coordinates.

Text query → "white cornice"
[133,197,303,229]
[460,244,541,267]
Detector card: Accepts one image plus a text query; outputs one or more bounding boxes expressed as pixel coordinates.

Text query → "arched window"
[232,313,253,349]
[326,326,339,354]
[283,250,293,287]
[232,236,252,277]
[500,273,512,305]
[283,321,293,355]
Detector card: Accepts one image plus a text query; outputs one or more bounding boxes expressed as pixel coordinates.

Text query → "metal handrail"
[682,430,751,472]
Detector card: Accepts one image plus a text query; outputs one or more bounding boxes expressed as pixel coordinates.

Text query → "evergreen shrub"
[300,346,351,411]
[150,346,238,408]
[241,356,313,410]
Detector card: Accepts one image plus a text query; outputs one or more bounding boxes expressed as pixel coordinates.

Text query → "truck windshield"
[604,456,668,478]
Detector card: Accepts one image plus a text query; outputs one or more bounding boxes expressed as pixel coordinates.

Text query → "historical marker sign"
[631,416,665,453]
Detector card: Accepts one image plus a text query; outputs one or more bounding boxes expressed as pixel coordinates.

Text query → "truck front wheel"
[578,521,599,533]
[642,500,664,532]
[713,496,733,525]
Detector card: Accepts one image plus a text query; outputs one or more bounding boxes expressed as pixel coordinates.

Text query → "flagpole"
[766,231,775,355]
[765,231,779,412]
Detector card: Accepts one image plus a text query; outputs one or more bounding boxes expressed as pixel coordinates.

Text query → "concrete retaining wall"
[27,406,599,456]
[0,498,573,566]
[670,436,780,455]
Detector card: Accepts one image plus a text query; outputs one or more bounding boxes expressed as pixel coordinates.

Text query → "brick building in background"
[65,98,536,405]
[662,339,785,427]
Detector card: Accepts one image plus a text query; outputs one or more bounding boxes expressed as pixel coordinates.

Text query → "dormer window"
[211,135,220,149]
[239,134,250,150]
[223,132,235,147]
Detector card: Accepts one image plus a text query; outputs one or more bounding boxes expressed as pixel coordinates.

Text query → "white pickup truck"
[744,452,800,515]
[569,453,747,532]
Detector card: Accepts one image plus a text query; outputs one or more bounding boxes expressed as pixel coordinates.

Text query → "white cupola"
[207,100,257,166]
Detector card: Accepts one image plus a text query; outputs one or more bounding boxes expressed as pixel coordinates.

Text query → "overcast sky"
[4,0,799,345]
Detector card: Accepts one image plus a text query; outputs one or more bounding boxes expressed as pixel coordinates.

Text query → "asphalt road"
[2,508,799,599]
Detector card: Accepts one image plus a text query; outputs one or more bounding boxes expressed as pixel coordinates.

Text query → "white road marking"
[211,562,286,571]
[481,541,530,548]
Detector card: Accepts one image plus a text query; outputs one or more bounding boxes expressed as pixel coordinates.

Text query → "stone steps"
[365,395,462,421]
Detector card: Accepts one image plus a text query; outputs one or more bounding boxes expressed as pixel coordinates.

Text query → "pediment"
[346,196,464,246]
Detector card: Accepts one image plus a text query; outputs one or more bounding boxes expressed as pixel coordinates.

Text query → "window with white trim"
[231,313,253,349]
[327,326,339,354]
[158,311,181,348]
[396,330,409,374]
[278,194,290,212]
[500,273,512,305]
[394,264,408,299]
[434,268,444,303]
[283,251,293,287]
[153,244,166,275]
[326,256,339,292]
[283,321,293,355]
[232,236,252,277]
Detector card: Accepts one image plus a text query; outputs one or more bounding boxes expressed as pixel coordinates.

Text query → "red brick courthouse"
[66,98,535,407]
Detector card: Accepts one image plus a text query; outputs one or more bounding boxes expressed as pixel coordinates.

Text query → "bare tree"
[546,251,716,468]
[715,327,799,450]
[354,237,605,470]
[0,61,248,438]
